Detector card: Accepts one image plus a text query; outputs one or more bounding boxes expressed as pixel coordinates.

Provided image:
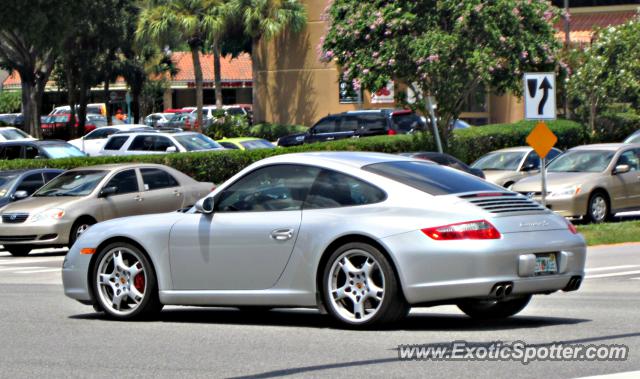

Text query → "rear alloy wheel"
[322,242,408,327]
[5,246,32,257]
[587,192,610,224]
[92,243,162,320]
[457,295,532,320]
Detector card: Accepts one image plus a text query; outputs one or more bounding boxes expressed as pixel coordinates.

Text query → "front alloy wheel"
[323,243,408,327]
[92,243,162,319]
[588,193,609,223]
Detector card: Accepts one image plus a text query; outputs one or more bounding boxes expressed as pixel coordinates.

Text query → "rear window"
[363,161,500,195]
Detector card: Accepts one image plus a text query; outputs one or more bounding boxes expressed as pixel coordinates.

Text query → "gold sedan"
[511,143,640,223]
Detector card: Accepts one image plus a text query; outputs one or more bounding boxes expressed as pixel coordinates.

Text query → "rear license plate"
[535,253,557,275]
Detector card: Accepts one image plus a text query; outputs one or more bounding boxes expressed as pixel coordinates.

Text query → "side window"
[219,142,239,149]
[217,164,320,212]
[523,151,541,170]
[312,117,337,134]
[617,150,639,171]
[140,168,179,190]
[104,169,139,194]
[3,145,23,160]
[44,172,61,182]
[24,145,39,159]
[129,136,175,151]
[104,136,129,150]
[547,149,561,161]
[85,128,116,140]
[304,169,386,209]
[358,115,387,132]
[16,173,44,195]
[338,116,358,132]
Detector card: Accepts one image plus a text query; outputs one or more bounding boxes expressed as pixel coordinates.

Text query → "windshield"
[547,150,615,173]
[0,173,20,197]
[239,139,275,150]
[226,108,245,116]
[364,161,501,195]
[174,134,222,151]
[41,145,86,159]
[0,128,30,140]
[472,151,526,171]
[33,170,107,197]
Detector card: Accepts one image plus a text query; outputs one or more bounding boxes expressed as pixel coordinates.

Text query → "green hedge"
[591,111,640,143]
[449,119,585,163]
[0,119,585,183]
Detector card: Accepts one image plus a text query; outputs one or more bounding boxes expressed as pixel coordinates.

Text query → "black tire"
[5,245,32,257]
[322,242,409,328]
[457,295,532,320]
[586,191,610,224]
[69,218,96,247]
[92,242,163,320]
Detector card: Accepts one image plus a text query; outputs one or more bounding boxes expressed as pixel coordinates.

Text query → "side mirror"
[521,163,538,172]
[12,190,29,200]
[99,186,118,197]
[613,164,631,175]
[195,197,215,214]
[166,146,178,153]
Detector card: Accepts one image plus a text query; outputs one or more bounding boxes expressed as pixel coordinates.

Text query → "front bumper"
[0,219,73,246]
[62,244,94,302]
[381,229,586,304]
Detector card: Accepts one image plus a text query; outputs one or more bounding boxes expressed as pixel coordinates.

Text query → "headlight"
[548,185,582,198]
[29,208,65,223]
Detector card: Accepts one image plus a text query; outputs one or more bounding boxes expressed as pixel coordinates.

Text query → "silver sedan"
[63,152,586,327]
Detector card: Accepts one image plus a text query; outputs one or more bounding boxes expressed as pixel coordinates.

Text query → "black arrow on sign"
[538,77,552,115]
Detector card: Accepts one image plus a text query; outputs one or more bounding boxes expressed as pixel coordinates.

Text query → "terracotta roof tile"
[555,10,637,43]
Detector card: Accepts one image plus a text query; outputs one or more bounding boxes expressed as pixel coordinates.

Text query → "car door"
[169,164,321,290]
[98,169,144,219]
[612,149,640,209]
[306,116,338,144]
[139,168,184,213]
[334,116,358,140]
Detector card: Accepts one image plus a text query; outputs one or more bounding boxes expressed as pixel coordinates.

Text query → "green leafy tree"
[0,0,78,137]
[322,0,562,145]
[568,17,640,135]
[137,0,226,128]
[232,0,307,117]
[0,91,22,113]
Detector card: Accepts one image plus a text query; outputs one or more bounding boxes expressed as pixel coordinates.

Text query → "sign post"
[524,73,557,207]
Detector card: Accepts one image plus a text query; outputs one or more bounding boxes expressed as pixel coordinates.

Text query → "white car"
[144,113,174,128]
[0,127,36,142]
[190,106,249,120]
[99,131,225,156]
[68,125,153,156]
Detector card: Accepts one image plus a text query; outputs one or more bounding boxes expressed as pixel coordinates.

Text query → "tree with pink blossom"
[322,0,562,145]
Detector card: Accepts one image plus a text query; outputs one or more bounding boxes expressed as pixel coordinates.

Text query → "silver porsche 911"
[63,152,586,327]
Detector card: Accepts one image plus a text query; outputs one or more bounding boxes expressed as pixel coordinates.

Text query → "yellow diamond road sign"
[526,121,557,159]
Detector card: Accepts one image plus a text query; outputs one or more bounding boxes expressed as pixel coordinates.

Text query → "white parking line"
[0,257,64,265]
[585,265,640,273]
[586,270,640,279]
[0,266,45,272]
[16,268,60,274]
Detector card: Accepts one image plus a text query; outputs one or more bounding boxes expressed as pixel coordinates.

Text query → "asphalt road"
[0,245,639,379]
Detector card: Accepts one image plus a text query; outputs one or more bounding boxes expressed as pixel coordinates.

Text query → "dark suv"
[277,109,425,147]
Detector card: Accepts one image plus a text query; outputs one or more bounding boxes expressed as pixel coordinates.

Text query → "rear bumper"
[380,229,586,304]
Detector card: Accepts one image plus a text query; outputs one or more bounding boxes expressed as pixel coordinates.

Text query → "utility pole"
[563,0,571,119]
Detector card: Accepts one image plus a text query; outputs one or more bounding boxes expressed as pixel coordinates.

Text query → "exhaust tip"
[495,285,504,297]
[504,284,513,296]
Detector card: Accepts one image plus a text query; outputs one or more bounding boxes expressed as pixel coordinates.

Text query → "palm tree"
[137,0,225,128]
[232,0,307,120]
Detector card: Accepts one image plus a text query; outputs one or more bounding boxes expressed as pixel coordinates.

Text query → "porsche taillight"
[422,220,501,240]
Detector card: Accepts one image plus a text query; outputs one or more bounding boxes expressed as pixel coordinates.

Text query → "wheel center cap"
[356,282,363,290]
[120,277,127,285]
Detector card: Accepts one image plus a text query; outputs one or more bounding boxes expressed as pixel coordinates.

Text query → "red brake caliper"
[133,263,145,292]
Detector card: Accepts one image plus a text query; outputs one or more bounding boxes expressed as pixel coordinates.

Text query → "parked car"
[401,152,485,178]
[0,163,214,256]
[68,125,153,156]
[0,169,64,208]
[144,113,174,128]
[0,127,36,142]
[99,131,225,156]
[86,114,109,128]
[50,103,106,116]
[62,152,585,326]
[0,113,21,126]
[512,143,640,223]
[277,109,426,147]
[0,140,86,160]
[216,137,276,150]
[624,130,640,144]
[191,105,250,122]
[165,113,208,130]
[41,113,97,138]
[471,146,563,188]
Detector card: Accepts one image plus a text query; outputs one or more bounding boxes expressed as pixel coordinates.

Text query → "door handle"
[173,189,182,197]
[326,137,335,141]
[134,195,143,202]
[270,228,294,241]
